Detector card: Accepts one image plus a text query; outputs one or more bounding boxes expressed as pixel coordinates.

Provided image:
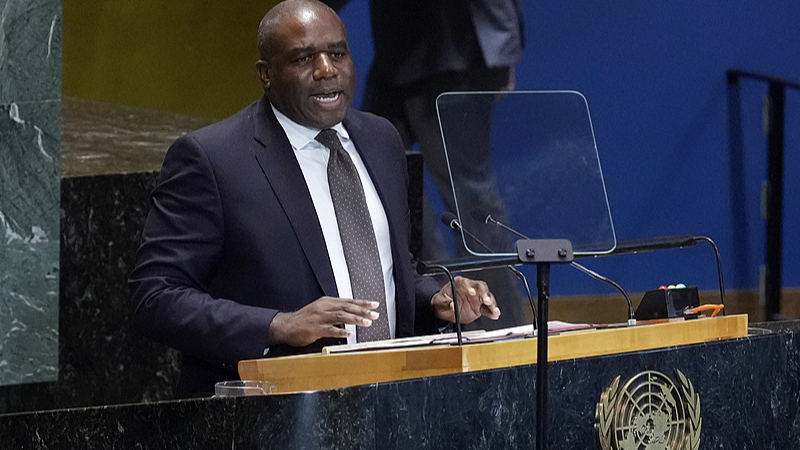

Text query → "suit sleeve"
[128,135,275,367]
[413,263,448,335]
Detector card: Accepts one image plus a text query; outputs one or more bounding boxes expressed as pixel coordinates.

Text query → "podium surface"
[239,315,748,394]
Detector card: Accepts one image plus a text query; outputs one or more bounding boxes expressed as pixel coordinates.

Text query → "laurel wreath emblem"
[596,370,701,450]
[596,375,621,450]
[675,370,701,450]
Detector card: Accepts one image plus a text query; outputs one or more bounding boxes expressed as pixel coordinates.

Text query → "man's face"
[260,8,356,129]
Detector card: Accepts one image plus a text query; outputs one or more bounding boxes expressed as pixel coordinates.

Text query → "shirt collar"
[271,103,350,150]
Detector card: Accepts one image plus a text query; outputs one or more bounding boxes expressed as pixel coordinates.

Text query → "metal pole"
[536,263,550,450]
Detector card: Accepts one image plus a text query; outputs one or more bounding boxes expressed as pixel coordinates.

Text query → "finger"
[331,310,377,327]
[321,298,380,322]
[457,283,478,298]
[441,288,453,300]
[351,299,380,309]
[480,291,497,308]
[463,283,494,317]
[306,298,378,321]
[467,296,486,319]
[458,282,486,309]
[345,299,380,310]
[318,324,352,340]
[481,302,501,320]
[454,276,485,300]
[480,291,501,318]
[452,294,483,323]
[342,300,381,319]
[471,281,491,300]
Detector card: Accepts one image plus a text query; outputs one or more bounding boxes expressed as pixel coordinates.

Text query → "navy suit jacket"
[129,97,442,396]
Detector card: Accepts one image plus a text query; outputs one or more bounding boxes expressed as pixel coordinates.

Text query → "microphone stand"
[515,239,574,450]
[536,261,550,450]
[480,212,637,325]
[440,213,537,327]
[417,263,463,345]
[421,238,573,450]
[471,211,643,448]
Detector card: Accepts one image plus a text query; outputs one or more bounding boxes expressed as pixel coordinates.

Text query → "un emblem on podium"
[596,370,701,450]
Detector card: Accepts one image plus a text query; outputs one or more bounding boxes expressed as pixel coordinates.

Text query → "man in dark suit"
[128,0,500,398]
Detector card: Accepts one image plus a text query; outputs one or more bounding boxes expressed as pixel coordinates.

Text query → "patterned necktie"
[315,129,390,342]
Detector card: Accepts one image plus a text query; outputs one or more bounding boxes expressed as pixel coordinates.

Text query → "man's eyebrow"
[288,41,348,58]
[328,41,349,51]
[289,46,315,58]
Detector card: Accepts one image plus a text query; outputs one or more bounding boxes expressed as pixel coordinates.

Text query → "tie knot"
[315,129,341,150]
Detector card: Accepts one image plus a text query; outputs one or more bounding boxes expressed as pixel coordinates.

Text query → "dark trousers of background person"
[363,65,531,330]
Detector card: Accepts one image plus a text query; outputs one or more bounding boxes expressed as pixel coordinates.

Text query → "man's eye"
[331,52,346,59]
[295,55,311,63]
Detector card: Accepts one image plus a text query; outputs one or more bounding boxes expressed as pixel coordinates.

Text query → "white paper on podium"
[322,321,596,354]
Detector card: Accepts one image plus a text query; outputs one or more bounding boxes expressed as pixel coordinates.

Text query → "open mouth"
[312,91,342,103]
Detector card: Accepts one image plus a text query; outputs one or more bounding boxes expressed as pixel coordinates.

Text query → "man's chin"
[305,110,349,129]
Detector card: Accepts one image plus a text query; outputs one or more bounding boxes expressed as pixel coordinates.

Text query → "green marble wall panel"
[0,0,62,103]
[0,0,62,386]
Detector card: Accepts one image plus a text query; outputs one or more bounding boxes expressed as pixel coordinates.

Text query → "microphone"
[471,208,526,239]
[470,208,493,225]
[442,212,460,231]
[470,209,637,325]
[440,212,537,324]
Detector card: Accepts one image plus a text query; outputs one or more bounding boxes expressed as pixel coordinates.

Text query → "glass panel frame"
[435,90,617,257]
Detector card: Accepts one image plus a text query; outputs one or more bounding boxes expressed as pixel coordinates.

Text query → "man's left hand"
[431,276,501,324]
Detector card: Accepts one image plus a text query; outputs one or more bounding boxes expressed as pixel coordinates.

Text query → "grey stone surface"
[60,97,213,177]
[0,0,62,387]
[0,0,62,103]
[0,100,60,386]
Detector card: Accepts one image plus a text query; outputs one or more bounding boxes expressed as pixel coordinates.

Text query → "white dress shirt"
[272,105,397,344]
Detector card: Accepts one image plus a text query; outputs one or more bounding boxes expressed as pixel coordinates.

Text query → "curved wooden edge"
[238,314,748,395]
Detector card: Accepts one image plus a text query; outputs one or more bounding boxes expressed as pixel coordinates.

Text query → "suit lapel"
[251,98,338,297]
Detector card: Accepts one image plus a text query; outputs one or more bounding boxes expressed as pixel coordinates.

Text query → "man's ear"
[254,60,271,90]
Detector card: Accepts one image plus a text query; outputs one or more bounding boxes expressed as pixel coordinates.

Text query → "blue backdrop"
[337,1,800,296]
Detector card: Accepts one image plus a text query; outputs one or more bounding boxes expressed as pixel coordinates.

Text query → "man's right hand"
[268,297,380,347]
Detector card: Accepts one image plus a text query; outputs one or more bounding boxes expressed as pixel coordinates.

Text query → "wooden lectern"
[239,315,747,394]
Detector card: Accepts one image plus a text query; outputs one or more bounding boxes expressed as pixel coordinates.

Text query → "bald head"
[253,0,355,129]
[258,0,340,60]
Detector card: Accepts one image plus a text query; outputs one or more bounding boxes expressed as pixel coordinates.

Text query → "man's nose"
[313,53,338,80]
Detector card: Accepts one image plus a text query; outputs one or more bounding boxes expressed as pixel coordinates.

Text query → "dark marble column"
[0,0,62,386]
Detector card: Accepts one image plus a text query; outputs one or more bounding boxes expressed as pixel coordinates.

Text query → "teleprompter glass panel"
[436,91,616,257]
